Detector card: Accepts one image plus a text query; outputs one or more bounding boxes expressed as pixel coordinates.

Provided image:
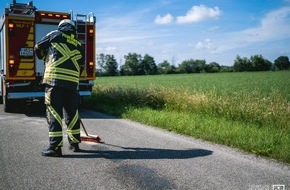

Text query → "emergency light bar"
[35,11,70,23]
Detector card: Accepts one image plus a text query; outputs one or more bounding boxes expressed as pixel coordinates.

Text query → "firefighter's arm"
[34,34,51,60]
[34,44,47,60]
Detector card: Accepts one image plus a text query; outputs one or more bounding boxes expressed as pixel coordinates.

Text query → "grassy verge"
[124,108,289,162]
[83,73,290,163]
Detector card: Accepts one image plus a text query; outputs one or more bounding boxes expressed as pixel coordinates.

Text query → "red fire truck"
[0,1,96,112]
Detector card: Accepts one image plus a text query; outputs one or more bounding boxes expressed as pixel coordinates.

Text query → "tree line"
[96,53,290,76]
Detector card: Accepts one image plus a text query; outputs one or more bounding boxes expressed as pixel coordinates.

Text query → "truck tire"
[3,94,13,112]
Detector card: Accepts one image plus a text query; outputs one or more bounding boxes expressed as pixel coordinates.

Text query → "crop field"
[84,71,290,163]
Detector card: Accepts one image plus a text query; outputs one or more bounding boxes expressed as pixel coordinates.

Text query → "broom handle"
[80,118,89,136]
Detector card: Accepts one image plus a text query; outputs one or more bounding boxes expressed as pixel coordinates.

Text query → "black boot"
[69,143,80,152]
[41,147,62,157]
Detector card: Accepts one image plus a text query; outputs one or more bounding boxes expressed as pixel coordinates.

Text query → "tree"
[204,62,221,73]
[139,54,158,75]
[158,60,178,74]
[104,54,118,76]
[179,60,195,73]
[121,53,142,75]
[250,54,271,71]
[158,60,170,74]
[96,53,118,76]
[121,53,158,75]
[233,55,252,72]
[274,56,290,70]
[220,65,234,72]
[179,59,206,73]
[96,53,106,75]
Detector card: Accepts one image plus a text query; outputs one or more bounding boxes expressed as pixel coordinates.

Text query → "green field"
[84,71,290,163]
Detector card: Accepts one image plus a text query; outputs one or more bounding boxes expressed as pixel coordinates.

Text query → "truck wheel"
[3,94,13,112]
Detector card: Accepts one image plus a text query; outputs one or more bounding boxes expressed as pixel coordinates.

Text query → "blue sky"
[1,0,290,66]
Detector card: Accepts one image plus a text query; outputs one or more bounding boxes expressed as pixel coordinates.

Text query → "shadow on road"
[20,102,115,119]
[15,103,213,160]
[63,144,213,160]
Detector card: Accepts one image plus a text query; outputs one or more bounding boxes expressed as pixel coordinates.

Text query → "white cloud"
[197,6,290,54]
[99,35,153,44]
[161,0,171,6]
[207,26,220,32]
[243,6,290,41]
[155,13,174,24]
[97,47,119,54]
[176,5,222,24]
[195,38,218,53]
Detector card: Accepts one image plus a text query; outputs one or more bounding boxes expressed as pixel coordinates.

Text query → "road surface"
[0,103,289,190]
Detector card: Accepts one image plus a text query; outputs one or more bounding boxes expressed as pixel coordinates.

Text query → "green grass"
[83,71,290,163]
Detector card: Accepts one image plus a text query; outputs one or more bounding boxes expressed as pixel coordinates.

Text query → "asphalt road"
[0,103,289,190]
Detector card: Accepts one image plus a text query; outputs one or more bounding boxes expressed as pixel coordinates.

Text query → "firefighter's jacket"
[34,23,85,90]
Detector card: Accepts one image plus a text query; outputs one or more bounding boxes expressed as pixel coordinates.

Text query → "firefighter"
[34,19,85,157]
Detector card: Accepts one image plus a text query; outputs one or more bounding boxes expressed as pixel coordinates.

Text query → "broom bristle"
[80,134,101,143]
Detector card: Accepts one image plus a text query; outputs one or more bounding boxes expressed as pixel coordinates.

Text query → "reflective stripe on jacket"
[35,24,85,90]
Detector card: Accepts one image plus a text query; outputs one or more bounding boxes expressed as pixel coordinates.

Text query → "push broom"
[80,118,101,143]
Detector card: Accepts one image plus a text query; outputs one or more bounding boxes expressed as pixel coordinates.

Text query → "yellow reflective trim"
[45,67,79,77]
[44,73,79,83]
[51,42,82,69]
[57,141,63,147]
[15,70,34,76]
[81,70,87,77]
[61,43,81,57]
[49,131,63,137]
[62,32,82,47]
[20,58,34,62]
[67,111,80,143]
[61,44,81,71]
[51,43,70,67]
[45,94,50,105]
[29,26,34,33]
[68,111,79,130]
[67,129,80,135]
[47,106,62,126]
[6,76,35,80]
[26,41,34,47]
[45,42,83,84]
[68,134,80,143]
[19,63,34,69]
[27,34,34,40]
[45,97,49,103]
[71,54,82,72]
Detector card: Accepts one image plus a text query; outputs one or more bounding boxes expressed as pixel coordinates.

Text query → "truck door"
[6,17,35,80]
[34,23,58,77]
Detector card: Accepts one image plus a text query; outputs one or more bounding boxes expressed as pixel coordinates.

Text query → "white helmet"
[58,19,75,28]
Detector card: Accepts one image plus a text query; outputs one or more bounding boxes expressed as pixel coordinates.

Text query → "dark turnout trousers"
[45,86,80,148]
